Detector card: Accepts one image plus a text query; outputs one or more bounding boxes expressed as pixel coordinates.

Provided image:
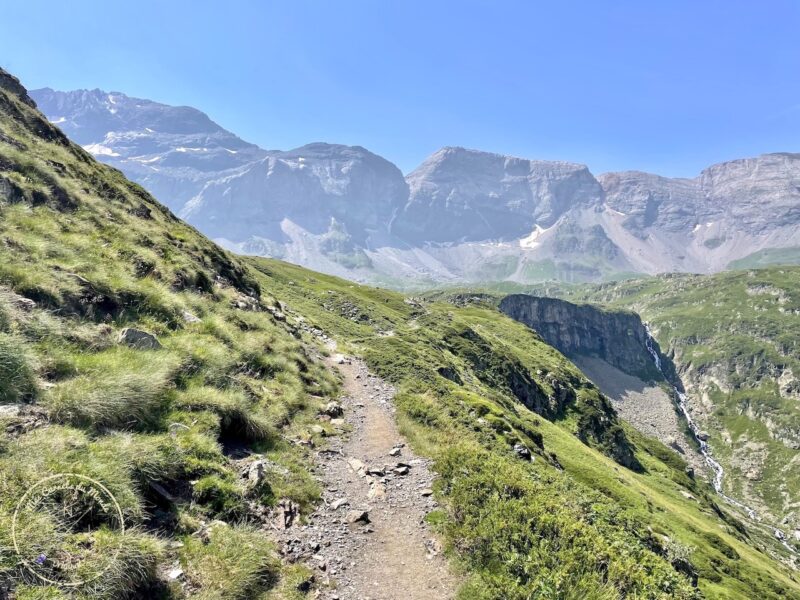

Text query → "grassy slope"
[1,69,798,598]
[248,259,800,599]
[0,71,335,599]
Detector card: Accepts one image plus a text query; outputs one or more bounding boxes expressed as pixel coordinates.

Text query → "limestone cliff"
[499,294,666,382]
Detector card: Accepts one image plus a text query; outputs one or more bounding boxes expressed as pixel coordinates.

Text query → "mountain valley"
[2,67,800,599]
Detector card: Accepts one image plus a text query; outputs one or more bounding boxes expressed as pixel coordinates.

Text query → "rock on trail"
[277,353,458,599]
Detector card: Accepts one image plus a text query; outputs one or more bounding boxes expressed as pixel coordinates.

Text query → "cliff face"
[394,146,603,243]
[499,295,663,381]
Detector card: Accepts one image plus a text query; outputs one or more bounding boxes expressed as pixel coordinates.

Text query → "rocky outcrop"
[118,328,161,350]
[0,69,37,108]
[499,295,664,381]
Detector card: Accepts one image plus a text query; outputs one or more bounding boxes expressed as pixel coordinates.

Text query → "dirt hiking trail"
[277,352,459,599]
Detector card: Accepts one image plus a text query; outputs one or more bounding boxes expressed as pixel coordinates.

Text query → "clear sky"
[2,0,799,176]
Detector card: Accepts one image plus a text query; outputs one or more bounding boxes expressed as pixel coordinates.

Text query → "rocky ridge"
[30,88,800,287]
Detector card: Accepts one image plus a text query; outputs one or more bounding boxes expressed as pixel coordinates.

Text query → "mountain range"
[31,88,800,288]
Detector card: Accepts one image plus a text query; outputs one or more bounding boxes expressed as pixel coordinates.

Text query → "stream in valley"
[644,327,795,554]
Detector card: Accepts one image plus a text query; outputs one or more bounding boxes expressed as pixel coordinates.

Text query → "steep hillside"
[248,259,800,599]
[539,269,800,530]
[499,268,800,528]
[32,88,800,289]
[0,69,338,599]
[3,69,800,599]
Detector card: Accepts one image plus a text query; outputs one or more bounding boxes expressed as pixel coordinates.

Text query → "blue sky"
[2,0,799,175]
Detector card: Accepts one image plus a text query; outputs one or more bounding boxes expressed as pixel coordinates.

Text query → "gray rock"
[345,510,370,525]
[513,443,532,461]
[499,295,664,382]
[118,328,161,350]
[322,401,344,418]
[182,310,201,324]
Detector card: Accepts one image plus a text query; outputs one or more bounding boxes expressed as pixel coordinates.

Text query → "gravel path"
[277,353,458,599]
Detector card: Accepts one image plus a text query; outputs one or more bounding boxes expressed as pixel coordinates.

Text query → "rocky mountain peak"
[394,146,604,243]
[30,87,267,210]
[700,152,800,231]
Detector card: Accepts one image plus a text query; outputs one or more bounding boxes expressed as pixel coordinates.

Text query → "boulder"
[322,401,343,418]
[118,327,161,350]
[345,509,370,525]
[513,443,533,461]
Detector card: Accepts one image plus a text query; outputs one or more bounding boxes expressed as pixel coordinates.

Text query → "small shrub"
[180,522,279,599]
[193,475,245,518]
[0,332,37,403]
[174,386,273,442]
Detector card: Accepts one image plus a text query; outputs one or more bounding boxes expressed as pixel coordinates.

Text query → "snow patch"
[604,204,627,217]
[519,224,551,249]
[82,143,120,157]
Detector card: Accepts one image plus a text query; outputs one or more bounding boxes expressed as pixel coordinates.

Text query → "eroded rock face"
[599,153,800,239]
[700,153,800,233]
[393,146,603,243]
[499,295,663,381]
[598,171,705,238]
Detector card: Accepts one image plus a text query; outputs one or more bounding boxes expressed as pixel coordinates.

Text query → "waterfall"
[644,326,796,554]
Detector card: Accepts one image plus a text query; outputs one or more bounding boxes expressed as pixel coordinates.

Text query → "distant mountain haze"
[31,88,800,288]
